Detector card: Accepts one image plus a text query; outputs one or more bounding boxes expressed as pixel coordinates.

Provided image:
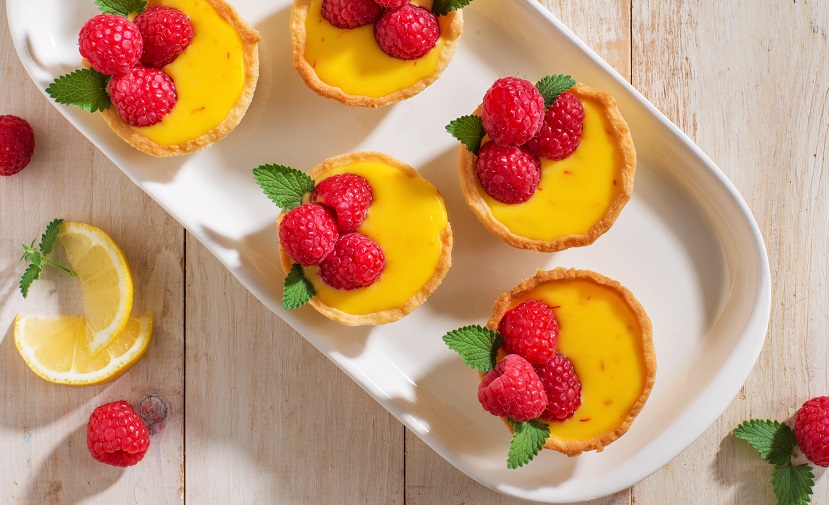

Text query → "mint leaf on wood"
[46,69,112,113]
[535,74,577,110]
[282,264,315,310]
[506,419,550,469]
[446,115,485,155]
[19,263,42,299]
[431,0,472,16]
[94,0,147,16]
[253,164,315,211]
[39,218,63,255]
[733,420,797,465]
[442,325,502,374]
[771,464,814,505]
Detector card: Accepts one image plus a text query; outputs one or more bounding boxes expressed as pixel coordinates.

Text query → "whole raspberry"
[108,66,177,127]
[481,77,545,146]
[322,0,382,28]
[498,300,559,365]
[525,92,585,160]
[86,401,150,467]
[794,396,829,467]
[374,5,440,60]
[279,204,339,266]
[135,6,194,68]
[535,354,582,421]
[478,354,547,422]
[374,0,409,7]
[0,115,35,176]
[310,173,373,233]
[319,232,385,290]
[476,142,541,204]
[78,14,143,76]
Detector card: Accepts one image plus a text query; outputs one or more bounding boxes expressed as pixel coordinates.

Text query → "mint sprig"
[94,0,146,16]
[445,115,485,155]
[432,0,473,16]
[442,325,502,373]
[282,264,315,310]
[507,419,550,469]
[46,68,112,113]
[19,219,76,298]
[772,464,814,505]
[253,164,316,211]
[535,74,577,109]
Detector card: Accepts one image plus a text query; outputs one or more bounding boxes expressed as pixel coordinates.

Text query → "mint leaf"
[432,0,472,16]
[442,325,502,374]
[253,164,315,211]
[734,420,797,465]
[94,0,146,16]
[39,219,63,255]
[446,115,485,155]
[46,69,111,113]
[506,419,550,469]
[19,263,41,298]
[535,74,577,109]
[282,264,315,310]
[772,464,814,505]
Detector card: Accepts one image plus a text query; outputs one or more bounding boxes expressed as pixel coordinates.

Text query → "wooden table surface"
[2,0,827,503]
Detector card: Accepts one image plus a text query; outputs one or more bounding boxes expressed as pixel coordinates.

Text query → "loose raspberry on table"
[374,0,409,7]
[78,14,143,76]
[374,4,440,60]
[794,395,829,467]
[481,77,545,147]
[310,173,373,233]
[498,300,559,365]
[0,115,35,176]
[135,6,194,68]
[87,400,150,467]
[525,92,585,161]
[478,354,547,422]
[535,354,582,421]
[107,66,177,127]
[279,204,339,266]
[322,0,383,28]
[319,232,385,290]
[476,142,541,204]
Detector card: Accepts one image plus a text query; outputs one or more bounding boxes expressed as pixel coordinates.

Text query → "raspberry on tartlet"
[374,4,440,60]
[322,0,383,28]
[535,353,582,421]
[481,77,545,147]
[79,14,144,76]
[476,143,541,204]
[310,173,373,232]
[498,300,559,365]
[279,204,339,266]
[135,6,195,68]
[478,354,547,422]
[319,232,386,290]
[526,91,585,161]
[108,66,178,127]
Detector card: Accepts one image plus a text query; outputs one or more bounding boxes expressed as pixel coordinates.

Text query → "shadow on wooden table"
[713,433,775,505]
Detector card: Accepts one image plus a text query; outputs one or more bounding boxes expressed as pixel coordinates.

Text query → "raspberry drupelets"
[374,5,440,60]
[0,115,35,176]
[476,143,541,204]
[87,401,150,467]
[135,6,194,68]
[478,354,548,422]
[322,0,382,29]
[310,173,373,232]
[525,92,585,160]
[79,14,143,75]
[108,66,178,127]
[498,300,559,365]
[535,354,582,421]
[319,232,386,290]
[373,0,408,7]
[794,396,829,467]
[279,204,339,266]
[481,77,545,147]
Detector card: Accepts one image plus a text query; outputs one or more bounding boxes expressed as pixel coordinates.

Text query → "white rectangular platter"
[7,0,771,502]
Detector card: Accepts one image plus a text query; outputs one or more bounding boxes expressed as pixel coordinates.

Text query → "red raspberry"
[0,115,35,176]
[86,401,150,467]
[279,204,339,266]
[322,0,382,28]
[374,5,440,60]
[498,300,559,365]
[134,6,194,68]
[478,354,547,422]
[476,142,541,204]
[535,354,582,421]
[374,0,408,7]
[107,66,177,127]
[525,92,585,160]
[794,396,829,467]
[310,173,373,233]
[481,77,545,146]
[319,232,385,290]
[78,14,143,76]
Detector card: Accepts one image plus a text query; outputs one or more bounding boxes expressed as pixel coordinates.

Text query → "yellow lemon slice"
[14,313,153,385]
[58,222,133,353]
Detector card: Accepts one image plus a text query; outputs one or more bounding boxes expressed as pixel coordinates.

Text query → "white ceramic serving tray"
[8,0,771,501]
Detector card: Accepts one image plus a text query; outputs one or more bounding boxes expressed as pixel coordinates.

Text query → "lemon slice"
[14,313,153,385]
[58,222,133,353]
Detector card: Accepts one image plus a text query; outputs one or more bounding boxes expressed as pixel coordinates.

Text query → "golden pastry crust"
[458,83,637,252]
[101,0,261,157]
[278,152,453,326]
[486,268,656,456]
[289,0,463,107]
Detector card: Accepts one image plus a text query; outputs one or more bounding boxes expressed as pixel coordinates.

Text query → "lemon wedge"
[58,222,133,353]
[14,313,153,385]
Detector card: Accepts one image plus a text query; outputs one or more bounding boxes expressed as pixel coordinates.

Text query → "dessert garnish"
[0,115,35,176]
[87,400,151,467]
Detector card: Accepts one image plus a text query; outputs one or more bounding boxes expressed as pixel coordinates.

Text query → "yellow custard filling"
[303,161,448,315]
[138,0,246,145]
[481,98,624,240]
[303,0,450,98]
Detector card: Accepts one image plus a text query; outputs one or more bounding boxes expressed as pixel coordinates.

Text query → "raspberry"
[319,232,385,290]
[374,0,408,7]
[279,204,339,266]
[498,300,559,365]
[86,401,150,467]
[322,0,382,28]
[310,173,373,233]
[794,396,829,467]
[481,77,545,146]
[0,115,35,176]
[135,6,194,68]
[535,354,582,421]
[476,143,541,204]
[78,14,143,76]
[108,66,177,127]
[525,92,585,160]
[478,354,547,422]
[374,5,440,60]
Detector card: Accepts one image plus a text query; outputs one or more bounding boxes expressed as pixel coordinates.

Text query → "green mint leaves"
[772,464,815,505]
[253,164,316,211]
[441,325,502,374]
[46,68,112,113]
[536,74,576,110]
[507,419,550,469]
[432,0,473,16]
[19,219,76,298]
[445,115,485,155]
[94,0,147,16]
[39,218,62,255]
[282,264,315,310]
